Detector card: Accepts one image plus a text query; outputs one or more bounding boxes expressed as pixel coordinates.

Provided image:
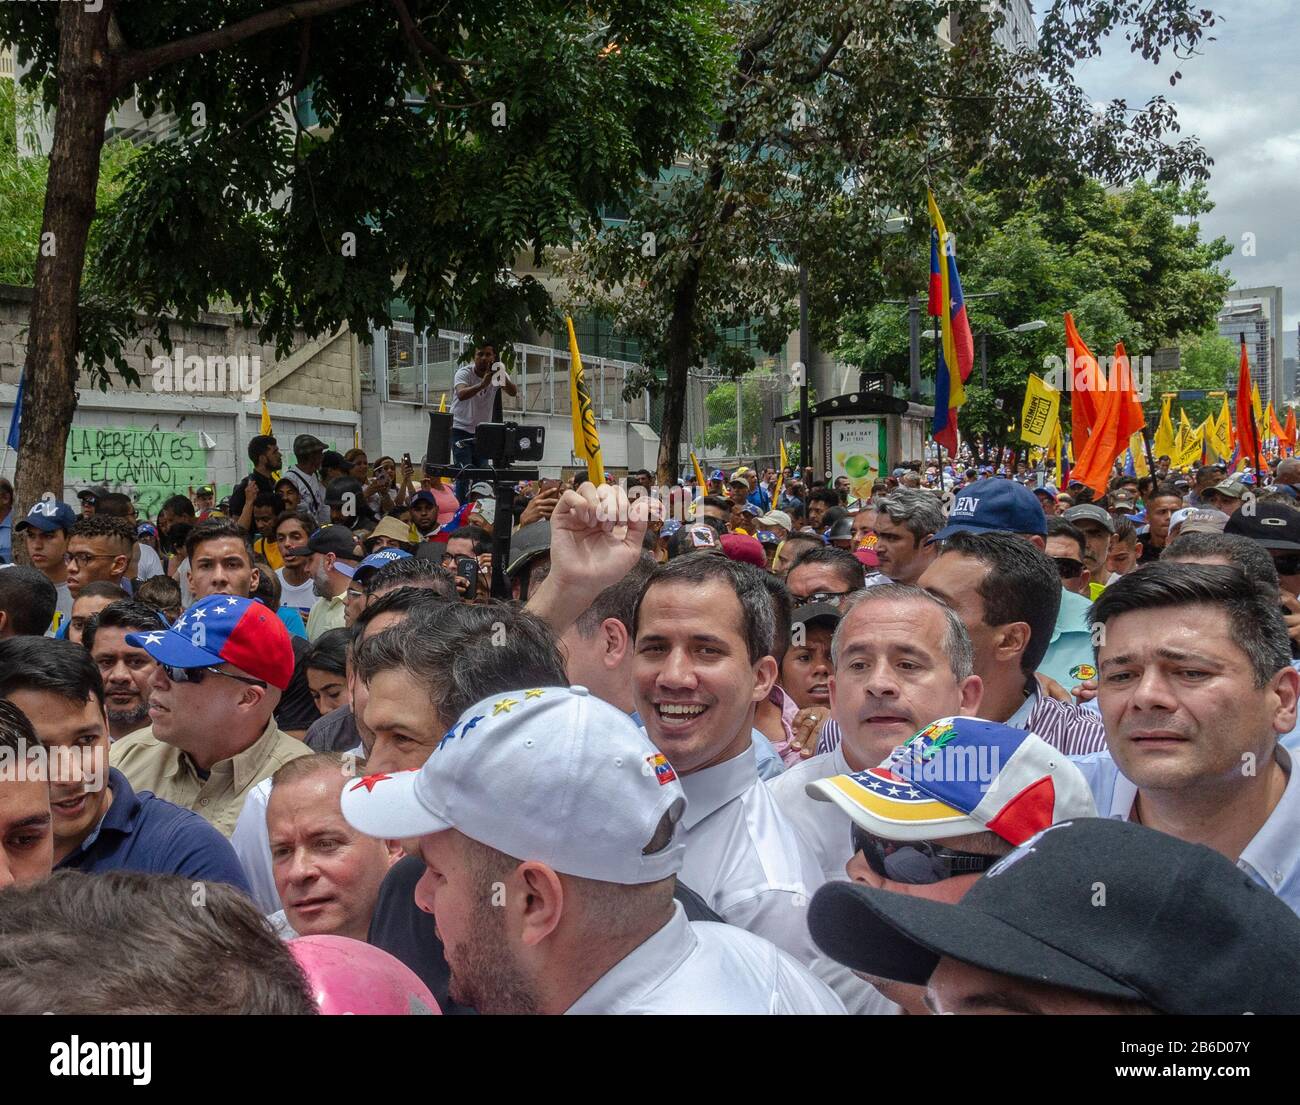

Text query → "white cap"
[341,686,687,884]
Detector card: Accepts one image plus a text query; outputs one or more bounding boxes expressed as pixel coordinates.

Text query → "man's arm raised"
[525,484,655,635]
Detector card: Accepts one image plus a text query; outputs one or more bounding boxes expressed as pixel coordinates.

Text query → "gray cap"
[293,433,327,458]
[506,521,551,577]
[1063,504,1115,533]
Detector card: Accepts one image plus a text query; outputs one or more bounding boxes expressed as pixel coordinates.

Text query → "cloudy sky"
[1052,0,1299,343]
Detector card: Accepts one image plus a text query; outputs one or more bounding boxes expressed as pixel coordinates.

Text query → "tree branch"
[219,19,314,147]
[387,0,477,100]
[112,0,366,91]
[789,24,852,85]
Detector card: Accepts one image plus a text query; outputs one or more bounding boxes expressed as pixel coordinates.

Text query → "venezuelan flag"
[927,190,975,456]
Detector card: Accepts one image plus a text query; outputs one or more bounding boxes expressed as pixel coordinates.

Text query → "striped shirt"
[816,680,1107,758]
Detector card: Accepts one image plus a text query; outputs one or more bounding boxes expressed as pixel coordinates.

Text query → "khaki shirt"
[306,593,347,641]
[109,718,312,837]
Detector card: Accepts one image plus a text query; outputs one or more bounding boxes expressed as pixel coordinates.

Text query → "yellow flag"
[690,450,707,494]
[354,428,360,450]
[1153,395,1175,459]
[1019,374,1060,448]
[260,399,273,437]
[1051,419,1063,479]
[772,438,789,506]
[1173,409,1201,468]
[438,393,447,413]
[1212,395,1235,458]
[1251,383,1263,428]
[1128,432,1149,475]
[565,316,604,484]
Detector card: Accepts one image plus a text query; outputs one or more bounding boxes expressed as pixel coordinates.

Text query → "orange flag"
[1064,312,1102,452]
[1071,343,1143,496]
[1114,342,1146,443]
[1286,407,1297,452]
[1235,337,1263,473]
[1270,402,1288,445]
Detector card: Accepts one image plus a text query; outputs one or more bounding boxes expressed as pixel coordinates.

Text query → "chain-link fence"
[682,368,798,470]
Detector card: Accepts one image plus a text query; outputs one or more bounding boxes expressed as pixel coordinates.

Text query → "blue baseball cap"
[126,594,295,690]
[660,519,683,539]
[15,499,78,534]
[410,490,436,507]
[351,547,413,585]
[934,478,1047,540]
[708,470,724,482]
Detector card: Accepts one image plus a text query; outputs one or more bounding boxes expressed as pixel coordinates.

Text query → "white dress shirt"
[766,743,902,1015]
[677,745,823,966]
[1072,745,1300,914]
[767,743,855,885]
[565,901,844,1014]
[231,776,278,912]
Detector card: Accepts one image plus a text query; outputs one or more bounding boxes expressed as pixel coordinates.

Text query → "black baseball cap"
[281,524,361,562]
[808,818,1300,1014]
[791,602,841,631]
[1225,502,1300,552]
[506,521,551,577]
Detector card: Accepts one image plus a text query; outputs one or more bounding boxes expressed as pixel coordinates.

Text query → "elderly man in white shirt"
[341,685,843,1014]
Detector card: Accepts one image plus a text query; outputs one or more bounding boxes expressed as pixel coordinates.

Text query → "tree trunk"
[15,5,113,552]
[655,254,703,485]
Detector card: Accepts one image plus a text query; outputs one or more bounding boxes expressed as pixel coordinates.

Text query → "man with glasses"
[1226,501,1300,599]
[785,546,864,608]
[803,717,1096,1013]
[64,515,134,598]
[1044,517,1092,598]
[1061,504,1116,598]
[109,594,310,835]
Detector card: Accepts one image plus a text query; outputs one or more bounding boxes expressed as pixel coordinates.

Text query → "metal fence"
[367,324,651,423]
[683,367,795,468]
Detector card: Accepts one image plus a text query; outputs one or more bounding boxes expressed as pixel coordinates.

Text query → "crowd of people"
[2,412,1300,1017]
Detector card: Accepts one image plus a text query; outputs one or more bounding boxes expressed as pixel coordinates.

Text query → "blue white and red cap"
[341,685,687,884]
[125,593,295,691]
[806,717,1096,845]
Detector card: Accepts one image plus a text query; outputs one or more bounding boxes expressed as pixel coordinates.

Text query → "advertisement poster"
[825,418,885,502]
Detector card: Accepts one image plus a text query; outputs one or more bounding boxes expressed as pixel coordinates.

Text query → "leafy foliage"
[558,0,1223,473]
[0,0,728,371]
[835,177,1233,444]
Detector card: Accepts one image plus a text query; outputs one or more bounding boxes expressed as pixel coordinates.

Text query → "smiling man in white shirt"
[632,555,826,965]
[341,685,843,1014]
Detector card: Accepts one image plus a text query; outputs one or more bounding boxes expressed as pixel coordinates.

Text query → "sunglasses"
[792,589,853,607]
[161,663,266,689]
[1053,556,1085,580]
[851,822,1000,884]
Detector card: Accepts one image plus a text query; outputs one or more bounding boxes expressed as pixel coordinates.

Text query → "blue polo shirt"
[57,767,252,893]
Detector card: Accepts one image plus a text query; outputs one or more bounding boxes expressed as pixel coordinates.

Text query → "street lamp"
[978,319,1047,386]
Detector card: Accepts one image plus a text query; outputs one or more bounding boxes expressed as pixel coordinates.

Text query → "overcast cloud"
[1049,0,1299,339]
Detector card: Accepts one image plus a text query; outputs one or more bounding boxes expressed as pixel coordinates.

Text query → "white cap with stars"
[340,685,687,884]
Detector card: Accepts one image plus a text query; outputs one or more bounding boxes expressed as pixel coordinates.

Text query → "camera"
[474,421,545,466]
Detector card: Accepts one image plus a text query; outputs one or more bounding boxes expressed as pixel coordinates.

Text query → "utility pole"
[798,264,811,474]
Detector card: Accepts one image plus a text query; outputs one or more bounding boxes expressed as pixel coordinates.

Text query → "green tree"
[0,79,137,286]
[836,177,1233,450]
[561,0,1223,482]
[0,0,724,520]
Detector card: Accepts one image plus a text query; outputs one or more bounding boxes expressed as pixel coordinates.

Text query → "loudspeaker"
[426,410,452,468]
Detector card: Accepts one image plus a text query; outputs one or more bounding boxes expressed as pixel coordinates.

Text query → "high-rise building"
[1218,286,1284,406]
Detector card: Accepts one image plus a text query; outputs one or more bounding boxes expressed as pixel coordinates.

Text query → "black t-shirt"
[367,856,724,1015]
[229,470,277,522]
[273,635,320,733]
